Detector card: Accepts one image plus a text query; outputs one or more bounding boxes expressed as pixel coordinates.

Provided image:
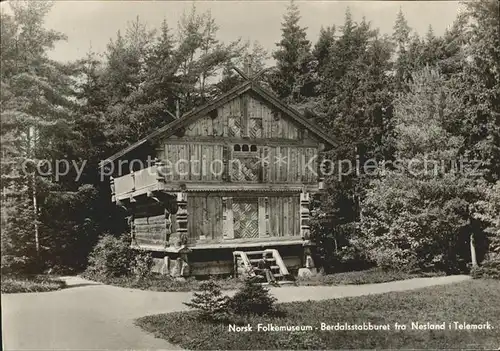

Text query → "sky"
[1,1,464,63]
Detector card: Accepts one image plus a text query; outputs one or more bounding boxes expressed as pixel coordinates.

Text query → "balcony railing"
[111,164,163,201]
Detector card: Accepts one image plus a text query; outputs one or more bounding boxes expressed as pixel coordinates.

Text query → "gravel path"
[1,274,471,350]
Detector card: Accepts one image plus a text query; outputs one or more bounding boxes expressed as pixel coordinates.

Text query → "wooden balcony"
[111,164,165,202]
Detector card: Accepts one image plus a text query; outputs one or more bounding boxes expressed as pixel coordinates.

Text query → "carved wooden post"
[127,214,136,244]
[317,150,325,190]
[175,192,188,247]
[299,191,317,276]
[300,191,311,240]
[110,176,115,202]
[164,208,172,247]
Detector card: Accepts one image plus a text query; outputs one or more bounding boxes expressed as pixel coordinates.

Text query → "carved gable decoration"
[101,82,335,166]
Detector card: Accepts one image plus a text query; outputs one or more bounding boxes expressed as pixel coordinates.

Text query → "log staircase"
[232,249,294,285]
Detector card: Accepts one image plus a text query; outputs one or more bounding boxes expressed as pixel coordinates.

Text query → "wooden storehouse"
[101,70,335,279]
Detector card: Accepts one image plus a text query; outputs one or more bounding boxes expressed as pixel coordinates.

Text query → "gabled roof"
[100,80,336,167]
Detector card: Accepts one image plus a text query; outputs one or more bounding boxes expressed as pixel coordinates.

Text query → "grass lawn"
[83,273,244,292]
[86,268,440,292]
[136,279,500,350]
[296,267,444,286]
[1,274,66,293]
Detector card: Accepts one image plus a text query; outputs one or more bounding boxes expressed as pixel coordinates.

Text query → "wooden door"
[232,198,259,239]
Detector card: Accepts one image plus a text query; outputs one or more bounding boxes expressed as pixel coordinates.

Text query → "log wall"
[134,214,168,247]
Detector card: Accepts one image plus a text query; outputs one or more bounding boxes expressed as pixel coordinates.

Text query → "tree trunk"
[470,233,478,268]
[33,174,39,254]
[28,126,39,255]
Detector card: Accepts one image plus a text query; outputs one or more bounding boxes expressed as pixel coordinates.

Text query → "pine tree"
[271,0,315,102]
[439,13,468,78]
[457,0,500,182]
[420,25,445,67]
[312,25,336,97]
[311,10,395,269]
[313,26,336,71]
[183,280,229,320]
[175,6,245,110]
[320,12,393,162]
[392,8,412,91]
[1,0,78,272]
[73,49,110,184]
[100,18,162,146]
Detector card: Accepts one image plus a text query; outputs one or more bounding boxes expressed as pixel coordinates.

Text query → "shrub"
[1,255,35,275]
[310,197,372,273]
[183,280,230,320]
[228,277,277,316]
[1,275,66,293]
[471,255,500,280]
[86,233,134,278]
[131,250,154,280]
[275,331,323,349]
[356,173,484,273]
[473,180,500,279]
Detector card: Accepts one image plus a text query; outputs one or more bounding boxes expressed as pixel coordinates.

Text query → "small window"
[242,144,249,152]
[234,144,241,151]
[250,145,257,152]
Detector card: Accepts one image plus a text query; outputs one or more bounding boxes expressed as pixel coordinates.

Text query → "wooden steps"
[249,258,276,263]
[233,249,292,284]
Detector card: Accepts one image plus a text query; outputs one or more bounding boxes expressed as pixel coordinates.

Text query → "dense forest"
[1,0,498,276]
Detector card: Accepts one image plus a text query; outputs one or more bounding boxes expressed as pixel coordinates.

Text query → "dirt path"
[1,274,470,350]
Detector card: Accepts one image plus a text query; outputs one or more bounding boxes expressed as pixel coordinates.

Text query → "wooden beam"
[164,109,177,120]
[251,68,269,81]
[132,239,311,252]
[191,238,309,250]
[131,243,192,253]
[240,95,249,137]
[159,136,320,147]
[232,66,249,80]
[113,183,320,202]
